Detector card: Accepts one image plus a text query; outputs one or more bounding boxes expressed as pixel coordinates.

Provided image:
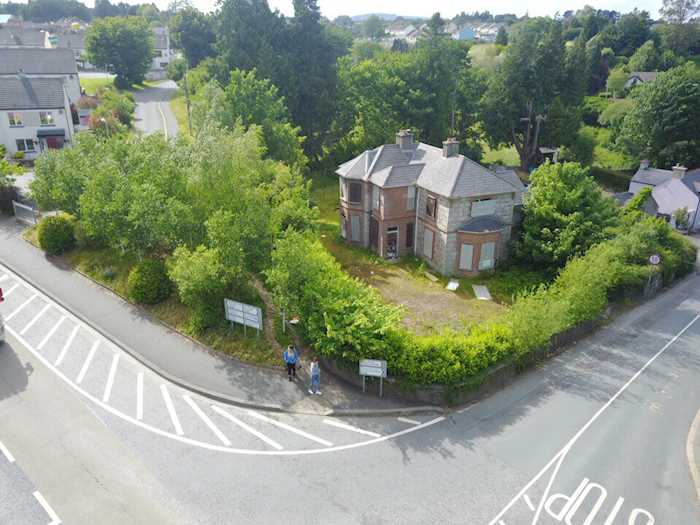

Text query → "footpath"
[0,217,436,416]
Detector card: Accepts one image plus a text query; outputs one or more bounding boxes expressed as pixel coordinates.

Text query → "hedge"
[266,217,697,387]
[127,259,171,305]
[37,214,76,255]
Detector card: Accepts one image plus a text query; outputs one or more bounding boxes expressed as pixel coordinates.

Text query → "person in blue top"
[283,345,299,381]
[308,356,321,395]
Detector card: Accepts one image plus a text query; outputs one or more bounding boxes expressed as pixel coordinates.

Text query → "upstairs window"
[7,112,23,127]
[39,111,54,126]
[349,182,362,204]
[471,198,496,217]
[406,222,414,248]
[372,185,380,210]
[425,195,437,219]
[407,186,416,210]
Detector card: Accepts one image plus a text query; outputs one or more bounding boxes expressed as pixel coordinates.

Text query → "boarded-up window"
[339,180,346,200]
[479,242,495,270]
[423,228,434,259]
[471,198,496,217]
[406,222,414,248]
[349,183,362,204]
[372,185,379,210]
[407,186,416,210]
[459,243,474,270]
[351,215,360,242]
[340,213,347,238]
[426,196,437,219]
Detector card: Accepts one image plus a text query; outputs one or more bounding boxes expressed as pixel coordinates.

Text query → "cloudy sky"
[189,0,663,19]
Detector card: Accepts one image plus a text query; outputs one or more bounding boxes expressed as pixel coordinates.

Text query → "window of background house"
[39,111,54,126]
[15,139,34,152]
[407,186,416,210]
[372,185,379,210]
[426,196,437,219]
[479,242,495,270]
[406,222,414,248]
[340,212,347,238]
[471,198,496,217]
[7,112,23,127]
[423,228,434,259]
[339,180,346,200]
[349,182,362,204]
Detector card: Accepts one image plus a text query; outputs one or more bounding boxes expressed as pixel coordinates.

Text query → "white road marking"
[20,303,51,335]
[0,274,8,282]
[2,283,19,297]
[161,385,184,436]
[323,418,381,438]
[1,262,447,455]
[211,405,283,450]
[157,102,168,139]
[248,410,333,447]
[397,417,421,425]
[102,353,120,403]
[55,325,79,366]
[0,440,15,463]
[488,314,700,525]
[523,494,535,512]
[498,521,506,525]
[75,340,99,384]
[37,316,66,350]
[33,491,62,525]
[4,293,37,321]
[183,395,231,446]
[136,372,144,420]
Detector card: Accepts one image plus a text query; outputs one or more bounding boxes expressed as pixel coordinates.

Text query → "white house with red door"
[0,74,75,160]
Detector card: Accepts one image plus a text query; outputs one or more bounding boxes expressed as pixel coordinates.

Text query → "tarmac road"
[133,80,179,138]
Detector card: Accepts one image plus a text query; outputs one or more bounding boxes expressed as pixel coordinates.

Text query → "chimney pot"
[672,164,687,179]
[396,129,414,149]
[442,137,459,158]
[639,159,650,170]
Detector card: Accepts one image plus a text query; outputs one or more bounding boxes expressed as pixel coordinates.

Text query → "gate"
[12,200,39,225]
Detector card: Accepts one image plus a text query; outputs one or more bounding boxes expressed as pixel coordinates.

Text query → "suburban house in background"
[0,25,48,47]
[337,130,525,276]
[0,75,75,160]
[618,160,700,231]
[0,47,81,104]
[625,71,658,89]
[147,26,174,80]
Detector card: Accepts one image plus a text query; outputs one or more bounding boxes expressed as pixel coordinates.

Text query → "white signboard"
[224,299,263,330]
[359,359,387,378]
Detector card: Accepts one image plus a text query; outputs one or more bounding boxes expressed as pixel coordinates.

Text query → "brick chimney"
[396,129,414,149]
[672,164,688,179]
[442,137,459,158]
[639,159,650,170]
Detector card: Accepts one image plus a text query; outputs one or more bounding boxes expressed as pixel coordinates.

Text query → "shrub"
[127,259,171,304]
[37,214,76,255]
[167,246,231,333]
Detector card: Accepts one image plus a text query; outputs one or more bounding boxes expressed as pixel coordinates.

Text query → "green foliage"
[86,16,154,88]
[627,40,659,71]
[495,26,508,45]
[168,245,231,333]
[191,70,307,168]
[362,15,385,40]
[559,126,596,165]
[127,259,171,304]
[166,57,187,82]
[606,67,628,97]
[38,214,76,255]
[517,162,620,272]
[169,7,215,66]
[617,63,700,167]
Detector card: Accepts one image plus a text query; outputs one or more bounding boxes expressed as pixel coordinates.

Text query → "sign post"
[224,299,263,337]
[359,359,388,398]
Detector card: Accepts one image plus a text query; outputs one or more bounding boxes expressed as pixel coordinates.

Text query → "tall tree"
[617,63,700,167]
[495,26,508,45]
[660,0,699,23]
[86,17,153,88]
[627,40,659,71]
[362,15,385,40]
[169,7,215,66]
[659,0,700,55]
[481,19,568,170]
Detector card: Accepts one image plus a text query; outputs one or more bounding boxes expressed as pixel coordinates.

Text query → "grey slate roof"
[0,27,46,47]
[631,166,673,187]
[652,178,699,215]
[0,76,66,110]
[0,47,77,75]
[458,215,506,233]
[337,140,524,199]
[628,72,658,83]
[682,168,700,195]
[55,32,85,50]
[613,192,634,206]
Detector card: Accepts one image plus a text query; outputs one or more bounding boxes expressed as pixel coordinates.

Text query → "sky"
[189,0,664,19]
